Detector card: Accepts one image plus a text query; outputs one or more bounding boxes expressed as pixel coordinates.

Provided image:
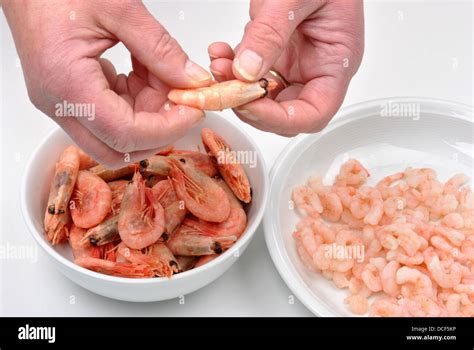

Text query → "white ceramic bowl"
[264,97,473,316]
[21,112,268,302]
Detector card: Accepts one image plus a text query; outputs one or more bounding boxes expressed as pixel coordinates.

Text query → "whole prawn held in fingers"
[168,79,277,111]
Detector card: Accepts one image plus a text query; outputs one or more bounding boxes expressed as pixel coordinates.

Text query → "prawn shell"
[168,79,267,110]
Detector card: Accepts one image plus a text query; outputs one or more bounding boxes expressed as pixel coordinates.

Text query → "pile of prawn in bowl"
[264,98,474,317]
[21,112,268,302]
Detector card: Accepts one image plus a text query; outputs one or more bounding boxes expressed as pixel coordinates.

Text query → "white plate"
[264,97,473,316]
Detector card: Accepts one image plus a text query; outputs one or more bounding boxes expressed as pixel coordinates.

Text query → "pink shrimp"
[108,180,128,215]
[75,257,154,278]
[361,258,386,292]
[345,294,369,315]
[194,254,219,268]
[166,223,236,256]
[334,186,356,208]
[369,297,407,317]
[44,145,80,244]
[168,151,219,178]
[175,256,198,272]
[170,158,230,223]
[168,78,277,110]
[118,172,165,249]
[70,171,112,229]
[69,225,102,259]
[151,179,187,236]
[424,248,462,289]
[117,242,172,277]
[321,192,343,222]
[292,186,323,218]
[335,159,370,188]
[380,261,401,297]
[188,179,247,239]
[76,148,98,170]
[442,212,464,229]
[443,173,469,196]
[201,128,252,203]
[405,295,447,317]
[89,163,138,182]
[396,266,434,298]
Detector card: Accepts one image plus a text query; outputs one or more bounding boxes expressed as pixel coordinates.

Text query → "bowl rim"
[263,96,473,316]
[21,113,269,284]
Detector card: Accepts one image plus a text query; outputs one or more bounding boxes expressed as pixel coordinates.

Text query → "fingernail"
[233,49,263,81]
[236,108,258,121]
[185,60,212,82]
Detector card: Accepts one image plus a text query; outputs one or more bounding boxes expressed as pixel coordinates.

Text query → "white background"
[0,0,472,316]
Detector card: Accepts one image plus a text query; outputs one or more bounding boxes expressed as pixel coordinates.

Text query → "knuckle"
[249,19,286,52]
[151,32,180,61]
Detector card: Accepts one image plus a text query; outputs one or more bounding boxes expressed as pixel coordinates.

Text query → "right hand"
[3,0,212,168]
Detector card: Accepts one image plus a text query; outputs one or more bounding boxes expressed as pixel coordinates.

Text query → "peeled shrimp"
[424,248,462,289]
[335,159,369,188]
[292,186,323,218]
[396,266,434,298]
[168,78,276,111]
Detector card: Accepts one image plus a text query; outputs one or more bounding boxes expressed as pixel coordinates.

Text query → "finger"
[234,75,348,135]
[209,58,234,82]
[53,116,164,169]
[233,0,318,81]
[208,41,234,61]
[134,86,168,113]
[80,87,204,153]
[100,2,212,88]
[62,59,205,153]
[98,58,118,89]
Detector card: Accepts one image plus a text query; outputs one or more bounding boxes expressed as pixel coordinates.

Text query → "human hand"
[3,0,213,167]
[208,0,364,136]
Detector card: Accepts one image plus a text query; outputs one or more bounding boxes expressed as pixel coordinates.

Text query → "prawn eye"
[48,205,55,214]
[214,242,223,254]
[89,237,98,246]
[162,232,169,241]
[170,260,178,267]
[139,159,149,168]
[179,158,186,164]
[57,209,65,214]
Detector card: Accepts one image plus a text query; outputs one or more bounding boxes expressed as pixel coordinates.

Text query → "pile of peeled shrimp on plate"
[44,128,250,278]
[292,159,474,317]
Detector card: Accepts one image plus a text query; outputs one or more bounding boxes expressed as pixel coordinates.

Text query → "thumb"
[102,3,212,88]
[233,0,317,81]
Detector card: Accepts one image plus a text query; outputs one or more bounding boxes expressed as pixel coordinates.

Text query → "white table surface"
[0,0,472,316]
